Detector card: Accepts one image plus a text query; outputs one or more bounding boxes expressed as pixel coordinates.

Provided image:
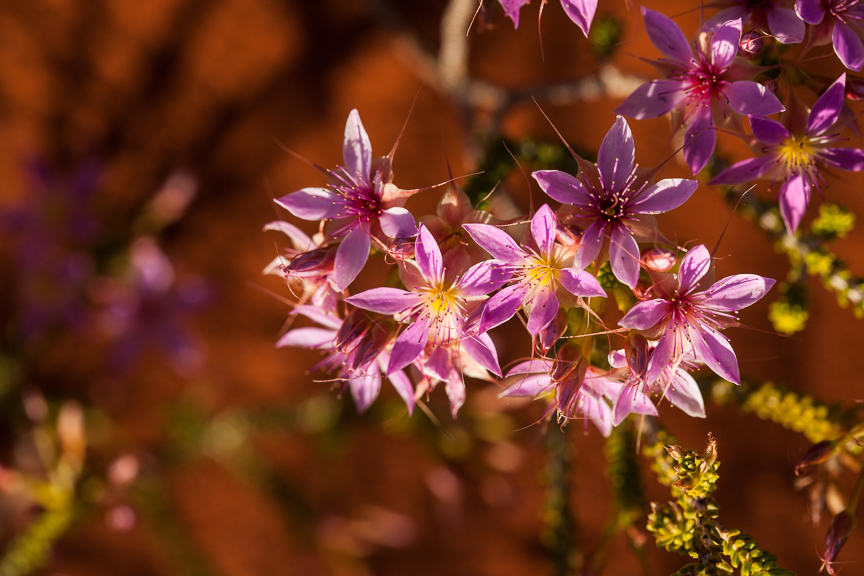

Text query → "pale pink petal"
[415,225,444,285]
[531,204,558,257]
[642,7,694,66]
[480,284,527,332]
[462,334,502,377]
[679,245,711,295]
[345,287,421,314]
[699,274,776,311]
[767,6,806,44]
[263,221,314,250]
[819,147,864,171]
[342,109,372,187]
[332,227,371,291]
[779,175,810,234]
[615,80,687,119]
[612,386,658,426]
[379,207,418,238]
[378,353,415,415]
[499,372,553,397]
[597,116,636,194]
[619,299,672,330]
[558,268,606,297]
[711,19,742,69]
[292,304,343,329]
[446,368,466,417]
[690,325,740,384]
[665,369,706,417]
[703,6,751,32]
[561,0,597,36]
[387,319,431,374]
[609,223,641,289]
[532,170,594,207]
[630,178,698,214]
[349,372,381,413]
[456,260,513,297]
[275,188,342,220]
[526,288,559,335]
[276,327,337,349]
[644,325,678,384]
[462,223,528,264]
[575,220,606,269]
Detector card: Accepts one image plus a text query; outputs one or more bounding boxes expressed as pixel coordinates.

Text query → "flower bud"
[795,439,834,476]
[555,223,583,247]
[624,333,650,378]
[538,309,568,353]
[335,309,372,354]
[551,342,583,384]
[286,248,335,279]
[822,511,855,575]
[641,247,676,272]
[633,282,654,300]
[347,322,393,373]
[388,237,415,260]
[738,31,763,58]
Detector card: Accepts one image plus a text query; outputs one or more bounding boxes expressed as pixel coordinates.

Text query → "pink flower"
[499,0,598,36]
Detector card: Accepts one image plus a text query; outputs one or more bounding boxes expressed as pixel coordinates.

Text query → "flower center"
[777,136,814,169]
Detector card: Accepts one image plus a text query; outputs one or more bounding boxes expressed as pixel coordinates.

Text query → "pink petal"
[725,81,785,116]
[641,7,694,66]
[703,6,751,32]
[387,370,415,415]
[678,244,711,295]
[558,268,606,297]
[683,105,716,175]
[630,178,698,214]
[332,227,371,291]
[708,155,776,185]
[532,170,594,207]
[808,74,846,135]
[457,260,512,298]
[615,80,687,119]
[750,115,791,145]
[462,334,502,377]
[379,207,418,238]
[767,6,806,44]
[690,325,740,384]
[609,224,641,289]
[480,284,527,332]
[612,386,658,426]
[795,0,826,24]
[779,175,810,234]
[446,368,466,417]
[619,298,672,330]
[276,327,337,349]
[345,287,421,314]
[575,220,605,269]
[387,319,431,374]
[275,188,342,220]
[834,23,864,71]
[263,221,314,250]
[342,109,372,187]
[644,326,678,384]
[531,204,558,257]
[499,0,531,28]
[711,18,742,69]
[462,223,528,264]
[560,0,597,36]
[499,372,553,397]
[526,288,559,335]
[415,225,444,285]
[349,372,381,413]
[597,116,636,194]
[819,147,864,171]
[665,369,706,418]
[699,274,776,311]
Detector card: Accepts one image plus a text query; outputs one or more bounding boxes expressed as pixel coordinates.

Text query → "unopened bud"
[555,223,583,247]
[538,309,568,353]
[795,439,834,476]
[739,31,763,58]
[665,444,686,460]
[641,247,676,272]
[287,248,335,278]
[624,333,650,379]
[822,511,855,575]
[633,283,654,300]
[347,322,393,372]
[388,237,415,260]
[551,343,583,383]
[335,309,372,354]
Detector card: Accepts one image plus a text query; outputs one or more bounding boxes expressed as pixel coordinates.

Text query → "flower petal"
[699,274,776,310]
[612,385,658,426]
[609,223,641,289]
[349,372,381,413]
[795,0,826,24]
[575,220,606,269]
[415,225,444,285]
[480,284,527,332]
[275,188,342,220]
[665,369,706,418]
[263,221,314,250]
[683,105,716,175]
[526,288,559,335]
[619,298,672,330]
[711,18,742,69]
[690,325,740,384]
[725,81,785,116]
[679,244,711,295]
[275,327,337,349]
[708,155,777,185]
[379,207,418,238]
[499,372,553,397]
[342,109,372,187]
[462,223,528,264]
[345,287,421,314]
[332,227,371,291]
[462,334,502,377]
[642,7,694,66]
[387,318,431,374]
[531,204,558,257]
[834,23,864,71]
[499,0,531,28]
[532,170,594,207]
[456,260,513,297]
[779,175,811,234]
[446,368,466,417]
[808,74,846,135]
[558,268,607,297]
[561,0,597,36]
[644,325,678,384]
[819,147,864,171]
[703,6,751,32]
[767,6,806,44]
[750,115,791,145]
[385,364,415,415]
[615,80,687,119]
[598,116,636,194]
[629,178,698,214]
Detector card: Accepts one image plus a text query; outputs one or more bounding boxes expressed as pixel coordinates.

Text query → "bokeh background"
[0,0,863,575]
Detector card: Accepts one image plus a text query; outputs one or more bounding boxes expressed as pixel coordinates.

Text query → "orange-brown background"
[0,0,862,574]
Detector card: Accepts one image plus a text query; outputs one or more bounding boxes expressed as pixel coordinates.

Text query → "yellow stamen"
[777,136,814,168]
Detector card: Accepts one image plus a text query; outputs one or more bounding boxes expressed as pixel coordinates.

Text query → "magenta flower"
[275,110,418,291]
[462,204,605,336]
[797,0,864,70]
[616,9,785,175]
[499,0,598,36]
[704,0,805,44]
[263,220,338,311]
[710,74,864,233]
[276,305,415,414]
[618,245,775,384]
[533,117,698,288]
[345,225,509,376]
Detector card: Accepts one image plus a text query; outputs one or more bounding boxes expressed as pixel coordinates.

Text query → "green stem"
[544,426,577,576]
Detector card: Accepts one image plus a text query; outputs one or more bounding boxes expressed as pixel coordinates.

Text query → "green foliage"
[606,422,646,530]
[588,15,624,58]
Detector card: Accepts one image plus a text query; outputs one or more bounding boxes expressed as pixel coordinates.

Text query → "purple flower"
[533,117,699,288]
[345,225,510,377]
[276,305,415,414]
[618,245,775,384]
[797,0,864,70]
[710,74,864,233]
[263,220,338,311]
[616,9,785,174]
[499,0,598,36]
[462,204,606,336]
[275,110,418,291]
[704,0,805,44]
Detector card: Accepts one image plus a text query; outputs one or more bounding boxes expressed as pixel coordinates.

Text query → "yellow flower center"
[777,136,814,168]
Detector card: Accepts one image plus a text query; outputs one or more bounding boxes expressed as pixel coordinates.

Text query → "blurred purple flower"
[797,0,864,70]
[462,204,606,336]
[710,74,864,233]
[275,109,418,291]
[618,245,775,384]
[533,117,698,288]
[616,10,785,174]
[499,0,598,36]
[704,0,805,44]
[97,238,209,376]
